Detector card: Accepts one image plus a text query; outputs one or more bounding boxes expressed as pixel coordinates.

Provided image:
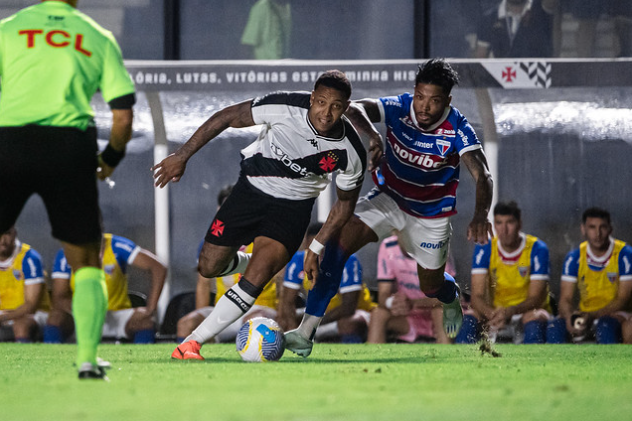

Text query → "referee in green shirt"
[0,0,135,380]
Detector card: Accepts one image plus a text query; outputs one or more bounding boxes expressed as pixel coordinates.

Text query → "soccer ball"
[236,317,285,362]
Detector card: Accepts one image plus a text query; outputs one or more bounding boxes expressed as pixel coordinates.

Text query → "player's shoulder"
[252,91,310,109]
[22,246,43,264]
[110,234,137,253]
[380,93,410,111]
[564,248,581,262]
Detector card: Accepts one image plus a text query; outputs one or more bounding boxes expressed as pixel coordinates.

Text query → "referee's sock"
[185,277,261,345]
[73,267,108,368]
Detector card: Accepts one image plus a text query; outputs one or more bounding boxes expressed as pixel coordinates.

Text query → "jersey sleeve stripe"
[561,275,577,283]
[339,284,363,294]
[471,268,489,275]
[283,282,302,290]
[458,144,482,156]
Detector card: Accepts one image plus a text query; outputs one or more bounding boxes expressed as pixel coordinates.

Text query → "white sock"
[185,283,256,344]
[218,251,251,277]
[296,314,323,341]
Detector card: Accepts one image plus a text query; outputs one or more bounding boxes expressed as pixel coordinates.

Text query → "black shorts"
[0,126,102,243]
[205,177,315,257]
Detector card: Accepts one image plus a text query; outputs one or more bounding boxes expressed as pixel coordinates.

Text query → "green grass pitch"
[2,343,631,421]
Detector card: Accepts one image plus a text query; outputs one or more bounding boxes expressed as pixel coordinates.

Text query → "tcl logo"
[18,29,92,57]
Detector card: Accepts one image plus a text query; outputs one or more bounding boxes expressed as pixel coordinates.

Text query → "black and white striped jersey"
[240,91,366,200]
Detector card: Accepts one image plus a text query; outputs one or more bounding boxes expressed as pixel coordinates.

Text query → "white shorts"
[355,189,452,270]
[0,311,49,341]
[193,305,278,343]
[102,308,135,340]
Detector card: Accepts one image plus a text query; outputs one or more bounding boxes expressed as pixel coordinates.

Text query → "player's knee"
[523,320,546,344]
[546,317,567,344]
[454,314,479,344]
[595,316,621,344]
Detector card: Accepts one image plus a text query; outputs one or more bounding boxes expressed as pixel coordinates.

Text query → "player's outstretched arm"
[304,186,362,286]
[97,108,134,180]
[152,100,256,188]
[345,100,383,171]
[461,149,494,245]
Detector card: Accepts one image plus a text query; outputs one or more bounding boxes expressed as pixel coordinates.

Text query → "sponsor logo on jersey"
[270,143,309,176]
[436,139,450,156]
[436,128,455,136]
[419,240,447,249]
[392,141,445,168]
[210,219,225,237]
[458,129,470,146]
[306,138,318,149]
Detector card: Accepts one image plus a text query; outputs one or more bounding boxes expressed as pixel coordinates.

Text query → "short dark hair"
[217,184,234,206]
[415,58,460,95]
[314,70,352,100]
[494,201,521,220]
[582,207,611,225]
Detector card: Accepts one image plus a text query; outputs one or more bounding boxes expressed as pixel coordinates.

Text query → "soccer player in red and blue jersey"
[286,59,493,357]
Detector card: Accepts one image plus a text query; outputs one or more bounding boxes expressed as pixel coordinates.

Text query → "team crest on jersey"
[319,151,339,172]
[13,269,23,281]
[210,219,225,237]
[436,139,450,156]
[518,266,529,278]
[607,272,618,284]
[104,264,115,275]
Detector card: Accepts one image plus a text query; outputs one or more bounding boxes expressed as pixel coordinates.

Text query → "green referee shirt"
[0,1,135,130]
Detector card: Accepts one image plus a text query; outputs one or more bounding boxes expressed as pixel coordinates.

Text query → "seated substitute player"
[547,207,632,344]
[285,58,493,357]
[153,70,375,360]
[176,242,278,344]
[367,234,452,344]
[456,201,551,344]
[0,226,50,342]
[45,234,167,344]
[278,223,375,344]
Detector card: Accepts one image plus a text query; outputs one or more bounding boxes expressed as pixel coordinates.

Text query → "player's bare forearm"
[110,108,134,151]
[131,250,167,315]
[152,100,255,187]
[313,187,361,247]
[462,149,493,244]
[322,291,359,324]
[345,102,383,171]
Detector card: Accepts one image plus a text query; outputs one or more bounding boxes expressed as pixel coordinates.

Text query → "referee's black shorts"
[205,176,315,257]
[0,126,102,243]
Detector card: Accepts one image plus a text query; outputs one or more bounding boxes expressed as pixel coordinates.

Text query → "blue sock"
[425,273,458,304]
[133,329,155,344]
[43,325,63,343]
[455,314,479,344]
[523,320,546,344]
[595,316,621,344]
[305,241,348,317]
[176,337,185,344]
[546,317,567,344]
[341,334,363,344]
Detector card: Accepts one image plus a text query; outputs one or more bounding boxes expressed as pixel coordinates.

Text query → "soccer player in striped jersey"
[154,70,378,360]
[547,207,632,344]
[286,59,493,357]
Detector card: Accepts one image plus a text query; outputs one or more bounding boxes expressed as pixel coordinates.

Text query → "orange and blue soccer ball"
[236,317,285,362]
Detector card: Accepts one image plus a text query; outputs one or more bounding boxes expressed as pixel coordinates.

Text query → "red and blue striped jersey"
[375,93,482,218]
